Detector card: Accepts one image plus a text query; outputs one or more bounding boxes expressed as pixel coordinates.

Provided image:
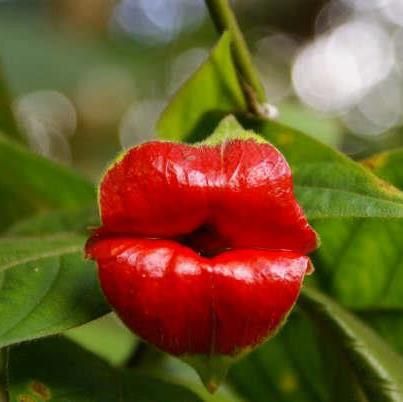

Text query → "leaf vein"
[0,245,82,273]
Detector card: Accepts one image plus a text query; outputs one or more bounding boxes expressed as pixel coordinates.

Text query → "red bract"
[86,138,318,388]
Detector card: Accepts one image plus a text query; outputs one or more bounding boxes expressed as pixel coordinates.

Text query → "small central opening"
[177,223,229,258]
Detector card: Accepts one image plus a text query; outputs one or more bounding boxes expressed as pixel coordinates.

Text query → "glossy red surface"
[99,140,317,256]
[87,139,318,357]
[86,237,310,355]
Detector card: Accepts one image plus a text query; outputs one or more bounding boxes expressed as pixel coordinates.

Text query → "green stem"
[205,0,266,110]
[0,63,22,142]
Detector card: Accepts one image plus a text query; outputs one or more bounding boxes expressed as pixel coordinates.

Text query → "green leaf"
[299,287,403,402]
[307,148,403,359]
[7,337,203,402]
[157,32,247,143]
[0,133,95,230]
[0,234,109,348]
[312,148,403,310]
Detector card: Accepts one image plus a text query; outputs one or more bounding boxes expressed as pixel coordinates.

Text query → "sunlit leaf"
[157,32,247,143]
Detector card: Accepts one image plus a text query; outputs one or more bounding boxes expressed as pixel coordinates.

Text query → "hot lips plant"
[4,1,403,400]
[86,129,319,391]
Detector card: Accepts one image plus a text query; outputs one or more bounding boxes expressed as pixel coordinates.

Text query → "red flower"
[86,139,317,388]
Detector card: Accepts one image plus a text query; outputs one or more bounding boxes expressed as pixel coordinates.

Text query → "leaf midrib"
[0,245,83,273]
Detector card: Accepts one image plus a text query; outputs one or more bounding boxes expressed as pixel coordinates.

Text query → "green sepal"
[199,115,266,146]
[181,354,238,393]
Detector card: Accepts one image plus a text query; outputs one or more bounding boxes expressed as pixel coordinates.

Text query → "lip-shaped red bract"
[87,139,318,357]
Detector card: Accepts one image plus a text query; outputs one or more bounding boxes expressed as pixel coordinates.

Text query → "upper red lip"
[97,140,317,256]
[86,139,318,356]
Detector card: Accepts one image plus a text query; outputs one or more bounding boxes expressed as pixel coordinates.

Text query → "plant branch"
[205,0,266,109]
[0,63,22,142]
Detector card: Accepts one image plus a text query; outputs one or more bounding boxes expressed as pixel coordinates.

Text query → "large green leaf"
[7,337,203,402]
[312,148,403,309]
[306,149,403,359]
[157,32,247,143]
[0,133,95,230]
[0,234,109,348]
[229,288,403,402]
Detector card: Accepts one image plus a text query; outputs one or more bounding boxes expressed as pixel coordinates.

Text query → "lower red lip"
[86,236,310,356]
